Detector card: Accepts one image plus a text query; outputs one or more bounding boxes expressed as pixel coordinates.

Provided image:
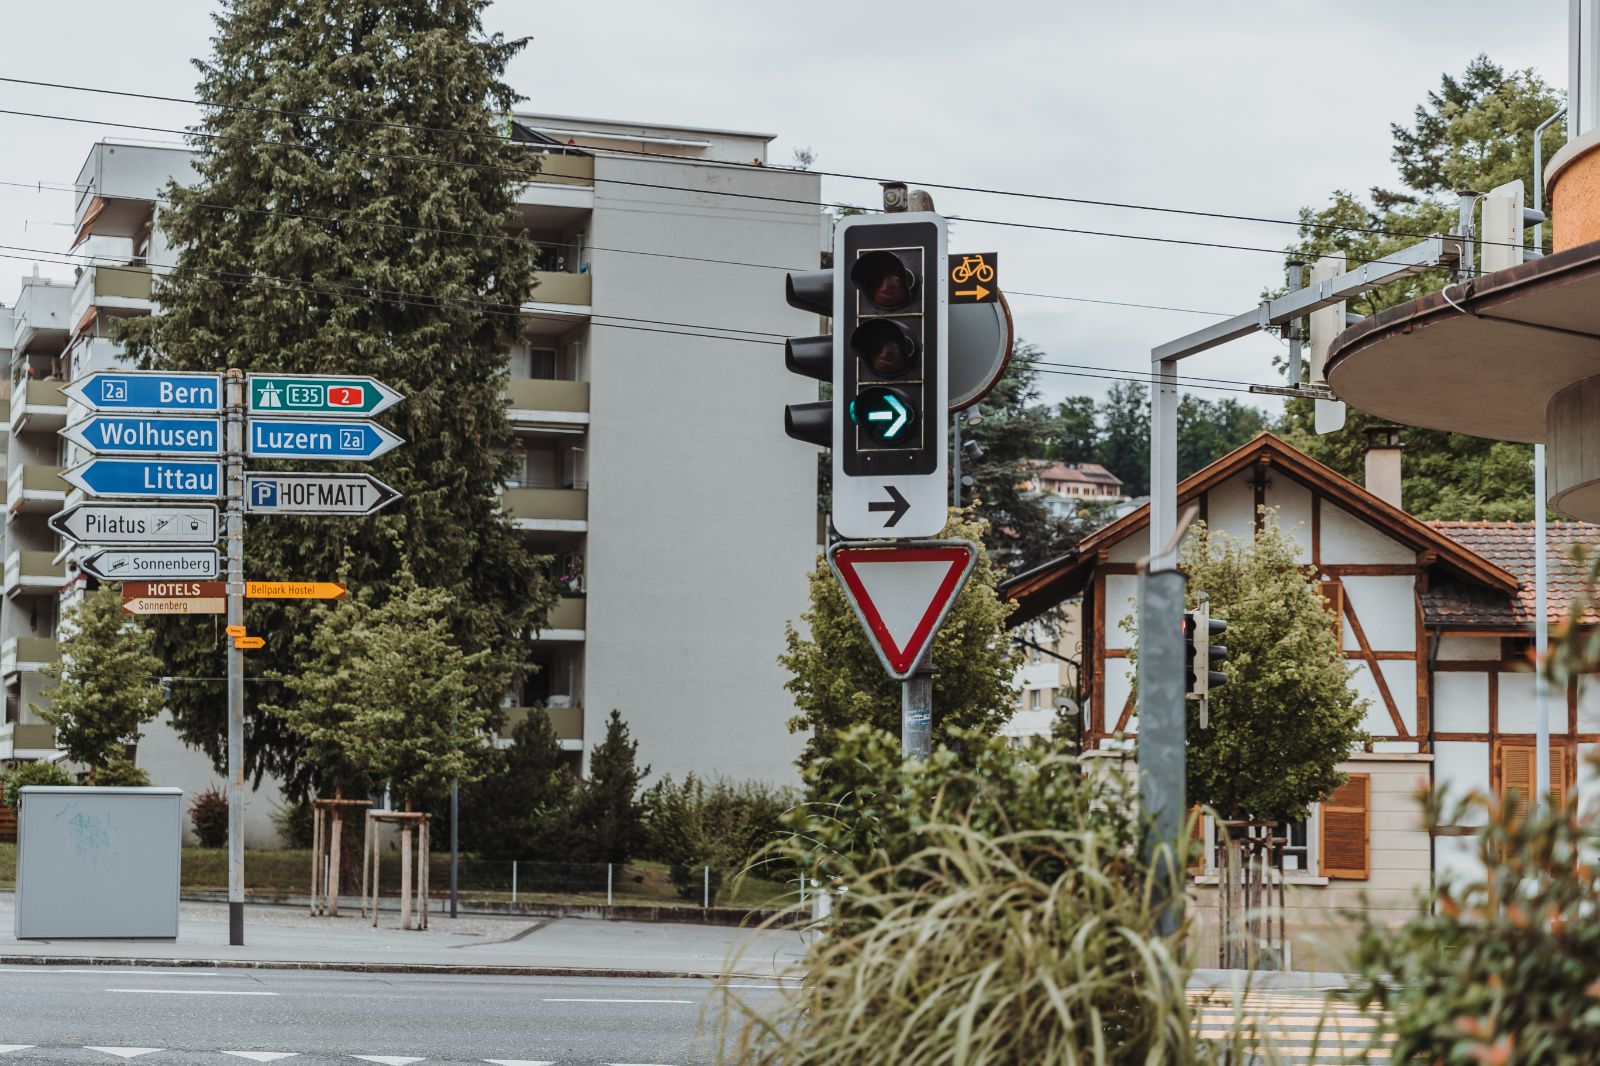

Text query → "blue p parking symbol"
[250,480,278,509]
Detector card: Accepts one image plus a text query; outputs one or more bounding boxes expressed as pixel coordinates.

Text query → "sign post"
[224,368,245,948]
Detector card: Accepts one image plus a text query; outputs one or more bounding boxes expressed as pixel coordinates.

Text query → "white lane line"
[84,1049,163,1060]
[0,1048,33,1055]
[105,988,278,996]
[222,1054,300,1062]
[540,992,691,998]
[483,1060,556,1065]
[352,1058,425,1065]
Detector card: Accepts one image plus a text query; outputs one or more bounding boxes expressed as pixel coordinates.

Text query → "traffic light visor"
[851,250,916,310]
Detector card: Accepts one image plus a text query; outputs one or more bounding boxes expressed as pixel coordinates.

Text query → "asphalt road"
[0,966,787,1065]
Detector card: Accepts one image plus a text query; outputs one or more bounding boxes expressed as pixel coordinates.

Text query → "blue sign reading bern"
[70,372,223,413]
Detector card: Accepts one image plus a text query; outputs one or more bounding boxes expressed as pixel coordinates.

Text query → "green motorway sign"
[246,374,404,418]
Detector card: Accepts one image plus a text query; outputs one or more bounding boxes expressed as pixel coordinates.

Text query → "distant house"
[1024,460,1124,500]
[1001,432,1600,971]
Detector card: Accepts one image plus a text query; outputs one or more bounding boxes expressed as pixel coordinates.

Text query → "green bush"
[1349,784,1600,1063]
[713,726,1265,1063]
[270,798,315,848]
[645,774,796,903]
[95,757,150,788]
[2,761,73,807]
[190,787,229,848]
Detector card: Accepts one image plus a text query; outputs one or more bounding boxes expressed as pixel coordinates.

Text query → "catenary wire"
[0,73,1533,251]
[0,106,1496,273]
[0,244,1288,395]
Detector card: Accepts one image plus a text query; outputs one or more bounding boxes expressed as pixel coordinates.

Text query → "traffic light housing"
[783,268,835,448]
[1184,602,1228,726]
[831,213,948,538]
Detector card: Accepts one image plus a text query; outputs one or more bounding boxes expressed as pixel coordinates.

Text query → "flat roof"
[514,112,777,143]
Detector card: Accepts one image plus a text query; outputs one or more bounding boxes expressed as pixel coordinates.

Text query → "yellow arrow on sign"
[954,284,990,301]
[246,581,347,600]
[233,636,265,650]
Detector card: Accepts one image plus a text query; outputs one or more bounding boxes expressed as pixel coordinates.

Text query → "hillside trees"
[115,0,556,790]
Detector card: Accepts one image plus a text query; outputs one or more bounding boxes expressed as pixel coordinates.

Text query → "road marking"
[222,1054,300,1062]
[0,1048,33,1055]
[483,1061,556,1065]
[0,967,225,975]
[105,988,277,996]
[84,1049,163,1060]
[352,1058,424,1065]
[540,992,691,998]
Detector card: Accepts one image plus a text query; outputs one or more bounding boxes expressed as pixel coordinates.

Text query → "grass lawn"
[0,843,791,909]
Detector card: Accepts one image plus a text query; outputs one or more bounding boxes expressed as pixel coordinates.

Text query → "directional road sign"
[826,540,979,679]
[948,252,998,304]
[225,625,247,638]
[63,415,222,456]
[124,580,225,600]
[246,418,404,461]
[63,370,223,414]
[51,502,218,546]
[80,548,221,581]
[123,594,226,615]
[243,472,400,515]
[234,636,266,650]
[63,458,222,499]
[247,374,403,417]
[245,581,346,600]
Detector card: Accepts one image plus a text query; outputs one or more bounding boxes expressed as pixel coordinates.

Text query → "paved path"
[1191,989,1392,1064]
[0,897,804,979]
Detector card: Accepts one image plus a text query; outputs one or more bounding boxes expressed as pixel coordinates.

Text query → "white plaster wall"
[1349,661,1412,737]
[1340,576,1416,652]
[1107,537,1142,565]
[1437,636,1500,660]
[1319,506,1416,565]
[1434,740,1490,815]
[1578,678,1600,732]
[1379,660,1418,735]
[1579,743,1600,819]
[137,710,286,848]
[1269,475,1313,562]
[582,156,820,786]
[1497,672,1539,734]
[1205,473,1255,541]
[1103,574,1140,650]
[1435,672,1490,732]
[1104,659,1135,732]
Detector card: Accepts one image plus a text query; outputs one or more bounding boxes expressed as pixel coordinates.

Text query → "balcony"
[4,550,68,598]
[7,465,66,515]
[0,721,56,758]
[532,596,585,642]
[502,485,587,533]
[11,279,73,356]
[496,705,584,752]
[9,379,68,434]
[528,271,591,307]
[507,378,590,436]
[2,637,58,677]
[71,264,153,333]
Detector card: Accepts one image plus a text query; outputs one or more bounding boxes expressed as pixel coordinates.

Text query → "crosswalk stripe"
[222,1054,300,1062]
[352,1058,424,1065]
[0,1050,32,1056]
[483,1060,556,1065]
[84,1050,163,1060]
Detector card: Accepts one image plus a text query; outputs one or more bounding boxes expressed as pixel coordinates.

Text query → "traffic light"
[1183,602,1229,727]
[832,213,948,538]
[782,267,835,448]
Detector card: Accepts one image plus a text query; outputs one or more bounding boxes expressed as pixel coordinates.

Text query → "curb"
[176,892,793,929]
[0,953,780,981]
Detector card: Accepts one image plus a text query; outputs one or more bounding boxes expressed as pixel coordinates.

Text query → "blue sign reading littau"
[62,415,223,456]
[246,418,404,461]
[63,371,223,414]
[62,458,223,499]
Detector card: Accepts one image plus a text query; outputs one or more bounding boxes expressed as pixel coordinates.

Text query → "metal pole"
[1285,262,1305,385]
[1148,358,1179,561]
[511,860,517,904]
[1137,568,1187,937]
[1533,105,1562,808]
[449,778,459,918]
[901,668,933,759]
[951,414,961,508]
[702,866,710,909]
[607,862,613,907]
[224,367,245,947]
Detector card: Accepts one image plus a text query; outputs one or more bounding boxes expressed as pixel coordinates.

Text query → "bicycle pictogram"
[951,254,995,285]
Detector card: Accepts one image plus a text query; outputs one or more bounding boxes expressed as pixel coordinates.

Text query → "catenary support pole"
[901,668,933,759]
[1138,567,1187,937]
[1149,359,1179,561]
[449,778,459,919]
[224,367,245,947]
[1536,448,1550,805]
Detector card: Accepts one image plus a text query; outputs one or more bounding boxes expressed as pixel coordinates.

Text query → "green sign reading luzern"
[245,374,404,418]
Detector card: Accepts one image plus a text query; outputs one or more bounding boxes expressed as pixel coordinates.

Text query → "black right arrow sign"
[868,485,911,527]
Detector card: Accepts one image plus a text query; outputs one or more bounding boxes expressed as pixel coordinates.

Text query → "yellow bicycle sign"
[948,252,998,303]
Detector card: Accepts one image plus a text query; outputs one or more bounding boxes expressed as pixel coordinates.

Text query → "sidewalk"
[0,894,805,979]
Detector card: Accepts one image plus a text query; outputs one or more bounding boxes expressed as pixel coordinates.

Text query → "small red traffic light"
[851,250,916,310]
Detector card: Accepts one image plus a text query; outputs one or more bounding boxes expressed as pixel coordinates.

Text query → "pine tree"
[115,0,557,790]
[460,709,577,859]
[572,710,648,865]
[35,585,166,783]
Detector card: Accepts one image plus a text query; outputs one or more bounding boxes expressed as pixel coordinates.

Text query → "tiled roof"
[1033,461,1123,486]
[1425,521,1600,627]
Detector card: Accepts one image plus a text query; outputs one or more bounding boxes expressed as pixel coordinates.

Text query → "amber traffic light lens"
[850,319,917,376]
[850,250,916,310]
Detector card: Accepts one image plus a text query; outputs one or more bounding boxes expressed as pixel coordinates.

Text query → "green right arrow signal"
[850,386,915,443]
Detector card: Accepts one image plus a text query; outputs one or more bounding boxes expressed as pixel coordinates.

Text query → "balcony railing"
[545,596,586,631]
[4,550,68,597]
[7,464,66,514]
[2,637,59,676]
[0,721,56,753]
[528,154,594,186]
[502,485,588,527]
[497,705,584,745]
[528,271,592,306]
[506,378,590,414]
[71,264,154,330]
[9,379,68,433]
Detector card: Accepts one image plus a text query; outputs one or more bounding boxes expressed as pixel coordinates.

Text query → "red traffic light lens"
[850,250,916,310]
[850,319,917,376]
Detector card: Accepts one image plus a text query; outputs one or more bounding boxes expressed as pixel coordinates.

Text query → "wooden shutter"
[1497,742,1566,810]
[1551,746,1568,811]
[1321,774,1370,879]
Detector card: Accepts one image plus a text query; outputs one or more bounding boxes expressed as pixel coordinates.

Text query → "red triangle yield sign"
[830,543,977,678]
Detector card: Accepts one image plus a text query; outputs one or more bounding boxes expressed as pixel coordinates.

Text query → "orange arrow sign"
[225,624,247,637]
[233,635,265,649]
[246,581,346,599]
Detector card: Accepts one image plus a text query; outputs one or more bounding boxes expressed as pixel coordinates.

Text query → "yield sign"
[827,540,979,680]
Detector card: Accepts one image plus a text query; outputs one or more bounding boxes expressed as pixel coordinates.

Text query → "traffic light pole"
[1138,567,1186,937]
[224,367,246,947]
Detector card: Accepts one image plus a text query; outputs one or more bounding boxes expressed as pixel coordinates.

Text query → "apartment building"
[0,115,824,811]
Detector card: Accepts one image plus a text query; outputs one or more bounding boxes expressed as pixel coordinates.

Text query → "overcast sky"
[0,0,1570,412]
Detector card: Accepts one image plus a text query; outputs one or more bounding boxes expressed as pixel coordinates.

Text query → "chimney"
[1364,425,1404,510]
